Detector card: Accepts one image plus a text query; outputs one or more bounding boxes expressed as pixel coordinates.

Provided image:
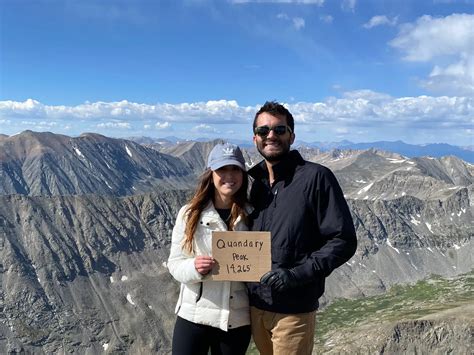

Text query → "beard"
[255,138,291,162]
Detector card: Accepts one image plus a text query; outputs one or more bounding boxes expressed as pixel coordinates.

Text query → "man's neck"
[265,160,278,185]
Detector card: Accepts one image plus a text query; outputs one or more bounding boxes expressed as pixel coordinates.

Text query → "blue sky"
[1,0,473,146]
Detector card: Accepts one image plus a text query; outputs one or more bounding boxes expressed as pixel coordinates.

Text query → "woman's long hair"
[182,168,249,253]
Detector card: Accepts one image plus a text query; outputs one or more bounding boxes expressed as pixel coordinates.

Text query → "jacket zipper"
[273,188,278,207]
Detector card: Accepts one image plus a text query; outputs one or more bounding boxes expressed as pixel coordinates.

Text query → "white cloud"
[155,121,171,129]
[293,17,305,30]
[97,122,131,129]
[390,13,474,95]
[277,13,289,20]
[390,14,474,61]
[341,0,356,12]
[1,93,472,144]
[277,13,305,30]
[231,0,324,4]
[0,99,254,123]
[335,127,349,134]
[290,91,473,130]
[192,124,219,134]
[21,120,58,127]
[319,14,333,24]
[363,15,398,29]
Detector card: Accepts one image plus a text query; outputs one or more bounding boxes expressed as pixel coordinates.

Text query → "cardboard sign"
[211,231,271,282]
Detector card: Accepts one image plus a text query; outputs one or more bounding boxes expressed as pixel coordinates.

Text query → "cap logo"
[222,147,234,155]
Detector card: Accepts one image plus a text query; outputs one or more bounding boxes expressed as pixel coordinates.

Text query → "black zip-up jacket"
[247,150,357,313]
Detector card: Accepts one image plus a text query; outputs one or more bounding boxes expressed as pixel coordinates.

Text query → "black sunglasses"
[254,125,292,137]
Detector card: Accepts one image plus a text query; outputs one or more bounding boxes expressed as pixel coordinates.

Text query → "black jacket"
[247,150,357,313]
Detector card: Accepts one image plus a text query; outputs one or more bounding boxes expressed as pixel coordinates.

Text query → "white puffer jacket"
[167,203,250,331]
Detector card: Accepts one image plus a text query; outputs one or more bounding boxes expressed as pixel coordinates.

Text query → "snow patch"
[103,343,109,351]
[126,293,136,306]
[427,247,433,253]
[105,180,113,189]
[387,159,406,163]
[355,179,367,183]
[453,244,460,250]
[125,145,133,157]
[110,276,114,283]
[74,147,84,157]
[425,222,433,233]
[410,215,421,225]
[121,276,128,281]
[386,239,400,254]
[357,183,373,195]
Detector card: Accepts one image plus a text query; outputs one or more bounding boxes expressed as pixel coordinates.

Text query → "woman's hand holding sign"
[194,255,215,275]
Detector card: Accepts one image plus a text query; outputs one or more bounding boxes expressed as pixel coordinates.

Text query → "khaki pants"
[250,306,316,355]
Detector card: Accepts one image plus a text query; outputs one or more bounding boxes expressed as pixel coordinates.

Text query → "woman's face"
[212,165,243,202]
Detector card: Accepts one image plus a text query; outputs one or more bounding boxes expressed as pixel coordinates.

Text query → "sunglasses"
[254,125,293,137]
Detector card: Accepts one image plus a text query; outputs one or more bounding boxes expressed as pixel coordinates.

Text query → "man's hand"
[260,268,298,292]
[194,255,215,275]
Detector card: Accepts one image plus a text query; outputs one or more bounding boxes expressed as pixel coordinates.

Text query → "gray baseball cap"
[207,143,246,171]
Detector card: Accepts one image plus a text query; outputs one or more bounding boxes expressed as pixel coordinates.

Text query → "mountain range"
[0,131,472,353]
[127,136,474,163]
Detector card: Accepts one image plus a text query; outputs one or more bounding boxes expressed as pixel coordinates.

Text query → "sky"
[0,0,473,146]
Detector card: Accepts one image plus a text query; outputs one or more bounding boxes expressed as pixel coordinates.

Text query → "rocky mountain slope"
[314,272,473,354]
[0,190,188,353]
[0,132,472,353]
[309,148,474,201]
[0,131,194,196]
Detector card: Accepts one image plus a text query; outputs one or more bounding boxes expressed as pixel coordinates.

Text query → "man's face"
[253,112,295,163]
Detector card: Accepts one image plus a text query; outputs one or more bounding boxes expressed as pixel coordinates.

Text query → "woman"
[167,143,251,355]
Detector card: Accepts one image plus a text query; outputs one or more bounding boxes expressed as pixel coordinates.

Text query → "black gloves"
[260,268,298,292]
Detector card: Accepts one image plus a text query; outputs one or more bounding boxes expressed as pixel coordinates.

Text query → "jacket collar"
[249,150,304,184]
[201,201,250,228]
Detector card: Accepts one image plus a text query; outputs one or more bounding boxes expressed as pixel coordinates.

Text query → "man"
[247,101,357,354]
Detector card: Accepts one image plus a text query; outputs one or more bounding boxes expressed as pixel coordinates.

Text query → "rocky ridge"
[0,131,194,196]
